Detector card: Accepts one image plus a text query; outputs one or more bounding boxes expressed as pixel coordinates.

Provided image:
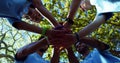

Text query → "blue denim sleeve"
[98,12,113,20]
[14,60,24,63]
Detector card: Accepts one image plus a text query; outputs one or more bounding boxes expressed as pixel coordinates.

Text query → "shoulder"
[25,53,50,63]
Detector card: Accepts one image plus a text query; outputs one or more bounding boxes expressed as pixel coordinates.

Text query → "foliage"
[0,0,120,63]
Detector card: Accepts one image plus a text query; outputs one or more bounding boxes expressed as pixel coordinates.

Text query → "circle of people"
[0,0,120,63]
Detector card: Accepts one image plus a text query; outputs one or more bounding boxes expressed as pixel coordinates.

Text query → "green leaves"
[0,0,120,63]
[41,0,120,59]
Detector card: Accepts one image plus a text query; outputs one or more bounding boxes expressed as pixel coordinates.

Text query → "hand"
[51,46,61,63]
[27,8,43,23]
[67,47,79,63]
[46,29,70,40]
[16,47,28,60]
[49,34,77,48]
[48,26,73,46]
[63,21,72,29]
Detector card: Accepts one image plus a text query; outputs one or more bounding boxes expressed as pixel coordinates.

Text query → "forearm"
[78,15,106,38]
[13,21,42,34]
[67,0,81,20]
[67,47,79,63]
[16,38,48,59]
[51,48,60,63]
[32,0,60,27]
[23,38,48,54]
[64,0,81,29]
[80,37,110,51]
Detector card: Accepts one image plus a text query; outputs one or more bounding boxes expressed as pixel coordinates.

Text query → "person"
[66,37,110,63]
[80,47,120,63]
[75,40,110,58]
[75,43,90,58]
[75,39,120,63]
[0,0,67,39]
[15,35,68,63]
[76,0,120,38]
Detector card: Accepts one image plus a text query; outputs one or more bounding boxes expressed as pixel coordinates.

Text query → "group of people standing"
[0,0,120,63]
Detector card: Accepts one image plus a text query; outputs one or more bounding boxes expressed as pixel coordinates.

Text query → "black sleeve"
[98,12,113,21]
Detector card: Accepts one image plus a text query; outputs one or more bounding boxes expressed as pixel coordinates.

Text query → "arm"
[50,47,61,63]
[50,33,109,51]
[67,47,79,63]
[32,0,61,27]
[78,14,106,38]
[79,37,110,51]
[15,37,48,60]
[64,0,81,29]
[67,0,81,20]
[13,21,43,34]
[13,21,67,40]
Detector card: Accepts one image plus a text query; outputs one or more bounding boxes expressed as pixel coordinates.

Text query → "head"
[39,45,49,53]
[75,42,90,57]
[80,0,92,11]
[24,7,43,23]
[37,44,49,56]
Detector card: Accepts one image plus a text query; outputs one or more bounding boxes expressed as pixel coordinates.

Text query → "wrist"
[54,25,64,30]
[54,48,61,54]
[63,22,72,29]
[74,32,80,43]
[65,18,74,25]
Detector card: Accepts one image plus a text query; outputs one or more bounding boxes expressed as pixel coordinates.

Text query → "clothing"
[0,0,32,25]
[90,0,120,14]
[98,12,113,20]
[81,48,120,63]
[15,52,50,63]
[89,0,120,20]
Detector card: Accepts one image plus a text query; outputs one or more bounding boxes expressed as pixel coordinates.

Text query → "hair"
[75,42,90,55]
[39,48,47,53]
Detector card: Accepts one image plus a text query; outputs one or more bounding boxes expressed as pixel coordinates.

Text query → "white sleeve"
[90,0,97,5]
[94,0,120,14]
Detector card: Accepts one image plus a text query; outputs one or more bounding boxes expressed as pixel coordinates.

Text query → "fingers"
[46,27,74,49]
[46,29,73,43]
[53,29,71,34]
[49,37,75,48]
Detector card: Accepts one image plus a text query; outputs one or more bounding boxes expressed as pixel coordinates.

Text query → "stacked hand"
[49,33,76,48]
[46,22,76,49]
[47,22,80,63]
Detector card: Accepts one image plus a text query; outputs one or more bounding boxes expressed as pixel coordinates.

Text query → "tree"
[0,0,120,63]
